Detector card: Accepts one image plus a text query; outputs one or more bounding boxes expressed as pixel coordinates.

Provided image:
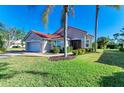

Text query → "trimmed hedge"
[51,47,60,53]
[107,44,119,49]
[72,48,94,56]
[60,46,73,53]
[86,48,94,52]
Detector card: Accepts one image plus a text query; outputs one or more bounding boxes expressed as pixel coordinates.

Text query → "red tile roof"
[31,26,93,39]
[32,30,62,39]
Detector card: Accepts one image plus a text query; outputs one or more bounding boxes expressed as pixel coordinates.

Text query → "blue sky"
[0,5,124,38]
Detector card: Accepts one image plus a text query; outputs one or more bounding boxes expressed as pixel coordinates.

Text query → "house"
[23,26,94,53]
[9,40,25,48]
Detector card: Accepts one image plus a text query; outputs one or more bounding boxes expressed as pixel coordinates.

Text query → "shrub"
[85,48,94,53]
[72,50,79,56]
[12,46,21,48]
[51,47,60,53]
[107,44,119,49]
[79,49,86,55]
[72,48,86,56]
[119,48,124,52]
[60,46,73,53]
[78,49,83,55]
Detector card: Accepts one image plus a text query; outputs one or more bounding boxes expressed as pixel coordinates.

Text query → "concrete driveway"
[0,51,73,58]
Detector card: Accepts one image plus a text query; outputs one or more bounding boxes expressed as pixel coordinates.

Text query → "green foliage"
[73,48,94,56]
[72,48,86,55]
[85,48,94,53]
[60,46,73,53]
[72,50,79,56]
[67,46,73,52]
[0,22,26,48]
[97,37,109,49]
[0,35,4,48]
[51,47,60,53]
[107,44,119,49]
[0,34,6,53]
[119,48,124,52]
[78,49,86,55]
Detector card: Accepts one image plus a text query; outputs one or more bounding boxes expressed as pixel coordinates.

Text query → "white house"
[9,40,25,48]
[23,26,94,53]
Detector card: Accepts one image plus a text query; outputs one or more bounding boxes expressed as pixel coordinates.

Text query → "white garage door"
[27,42,41,52]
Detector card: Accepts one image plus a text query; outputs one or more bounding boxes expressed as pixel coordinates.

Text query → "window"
[86,39,90,48]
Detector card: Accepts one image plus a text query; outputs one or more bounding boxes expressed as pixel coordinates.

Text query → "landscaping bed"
[49,54,75,61]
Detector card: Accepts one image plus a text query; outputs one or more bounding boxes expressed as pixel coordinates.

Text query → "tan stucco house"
[23,26,94,53]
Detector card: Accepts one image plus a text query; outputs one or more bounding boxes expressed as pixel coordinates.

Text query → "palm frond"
[42,5,53,28]
[69,5,74,16]
[107,5,120,10]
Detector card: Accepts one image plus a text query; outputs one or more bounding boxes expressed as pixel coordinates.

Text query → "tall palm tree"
[42,5,74,58]
[94,5,120,52]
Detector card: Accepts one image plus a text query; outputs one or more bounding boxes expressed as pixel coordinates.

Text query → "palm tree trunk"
[94,5,99,52]
[64,5,68,58]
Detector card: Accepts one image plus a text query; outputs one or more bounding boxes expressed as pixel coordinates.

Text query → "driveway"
[0,51,73,58]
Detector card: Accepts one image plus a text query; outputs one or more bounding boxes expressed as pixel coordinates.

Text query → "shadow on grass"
[96,50,124,86]
[97,49,124,68]
[100,72,124,87]
[24,71,50,77]
[0,62,17,79]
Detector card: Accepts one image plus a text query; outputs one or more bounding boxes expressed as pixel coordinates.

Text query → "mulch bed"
[49,54,76,61]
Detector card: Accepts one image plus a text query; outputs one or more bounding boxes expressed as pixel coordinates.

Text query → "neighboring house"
[23,26,94,53]
[9,40,24,48]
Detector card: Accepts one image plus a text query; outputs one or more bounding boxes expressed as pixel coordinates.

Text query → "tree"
[117,28,124,48]
[7,28,26,48]
[113,33,120,41]
[0,22,26,48]
[97,37,109,49]
[94,5,120,52]
[42,5,74,58]
[0,35,4,48]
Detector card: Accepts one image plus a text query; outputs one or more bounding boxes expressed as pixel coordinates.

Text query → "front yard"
[0,49,124,87]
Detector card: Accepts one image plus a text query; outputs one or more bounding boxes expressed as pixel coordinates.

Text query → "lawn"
[0,49,124,87]
[7,48,25,51]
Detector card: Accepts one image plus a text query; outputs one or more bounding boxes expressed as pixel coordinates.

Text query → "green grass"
[0,49,124,87]
[7,48,25,51]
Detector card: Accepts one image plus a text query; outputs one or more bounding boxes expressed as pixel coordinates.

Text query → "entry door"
[70,40,81,50]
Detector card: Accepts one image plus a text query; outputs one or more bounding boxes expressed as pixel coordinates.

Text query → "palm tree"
[94,5,120,52]
[42,5,74,58]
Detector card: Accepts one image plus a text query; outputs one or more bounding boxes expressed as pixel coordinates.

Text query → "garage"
[26,42,42,52]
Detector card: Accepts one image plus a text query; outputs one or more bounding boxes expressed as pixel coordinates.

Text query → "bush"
[12,46,21,48]
[85,48,94,53]
[60,46,73,53]
[72,48,86,56]
[72,48,94,56]
[67,46,73,53]
[107,44,119,49]
[79,49,86,55]
[119,48,124,52]
[72,50,79,56]
[51,47,60,53]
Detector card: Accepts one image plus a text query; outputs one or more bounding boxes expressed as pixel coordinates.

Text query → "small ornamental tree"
[97,37,109,49]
